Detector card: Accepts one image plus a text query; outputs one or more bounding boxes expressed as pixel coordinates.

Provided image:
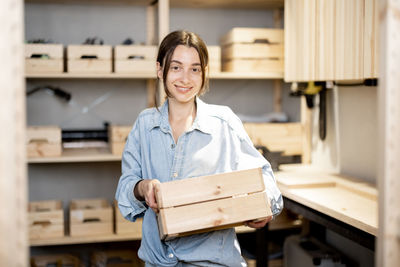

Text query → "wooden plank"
[25,44,63,59]
[158,192,271,240]
[156,168,264,208]
[335,0,364,80]
[364,0,378,78]
[222,43,283,60]
[67,45,112,59]
[222,58,283,73]
[169,0,283,9]
[284,0,297,81]
[220,28,283,46]
[315,0,335,80]
[0,0,27,265]
[300,97,312,163]
[377,0,400,265]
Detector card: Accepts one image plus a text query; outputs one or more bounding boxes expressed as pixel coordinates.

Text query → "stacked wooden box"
[114,45,157,74]
[220,28,284,73]
[108,125,131,156]
[114,200,143,236]
[155,168,271,240]
[67,45,112,73]
[25,43,64,74]
[207,46,221,73]
[28,200,64,240]
[69,198,113,237]
[26,126,62,158]
[91,250,144,267]
[30,254,81,267]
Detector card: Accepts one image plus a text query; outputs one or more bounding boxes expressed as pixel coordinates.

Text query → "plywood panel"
[364,0,378,78]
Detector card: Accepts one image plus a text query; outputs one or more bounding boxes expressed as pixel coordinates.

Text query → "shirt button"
[168,253,174,258]
[173,172,178,178]
[171,144,175,149]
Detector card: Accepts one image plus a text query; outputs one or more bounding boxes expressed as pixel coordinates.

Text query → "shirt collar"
[150,97,212,135]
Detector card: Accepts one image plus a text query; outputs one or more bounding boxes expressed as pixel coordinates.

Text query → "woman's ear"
[156,62,163,80]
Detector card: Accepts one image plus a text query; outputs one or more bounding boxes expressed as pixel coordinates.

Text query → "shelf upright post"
[0,0,28,265]
[157,0,169,104]
[146,2,157,107]
[273,8,284,113]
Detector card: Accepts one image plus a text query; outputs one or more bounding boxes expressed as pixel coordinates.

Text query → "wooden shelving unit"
[28,148,121,163]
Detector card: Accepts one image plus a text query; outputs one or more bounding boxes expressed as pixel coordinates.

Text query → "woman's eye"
[192,67,201,73]
[170,65,181,71]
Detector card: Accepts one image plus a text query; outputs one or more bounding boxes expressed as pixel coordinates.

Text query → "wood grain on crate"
[276,164,378,236]
[28,200,64,240]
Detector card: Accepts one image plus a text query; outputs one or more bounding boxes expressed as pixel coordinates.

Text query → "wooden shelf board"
[26,72,283,80]
[25,0,153,5]
[170,0,284,9]
[27,147,121,163]
[25,73,157,79]
[30,232,141,246]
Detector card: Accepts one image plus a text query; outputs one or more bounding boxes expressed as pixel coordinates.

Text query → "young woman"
[115,30,283,267]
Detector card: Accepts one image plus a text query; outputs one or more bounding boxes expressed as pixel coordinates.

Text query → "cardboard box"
[155,168,271,240]
[220,28,284,73]
[69,198,113,237]
[67,45,112,73]
[28,200,64,240]
[114,45,157,74]
[25,43,64,74]
[26,126,62,158]
[114,200,143,236]
[108,125,131,156]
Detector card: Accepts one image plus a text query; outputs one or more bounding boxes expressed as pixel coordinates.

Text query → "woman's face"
[159,45,203,106]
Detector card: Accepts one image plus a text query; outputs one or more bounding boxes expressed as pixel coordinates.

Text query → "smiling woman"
[115,30,283,267]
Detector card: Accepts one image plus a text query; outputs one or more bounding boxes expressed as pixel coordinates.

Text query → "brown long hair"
[155,30,209,107]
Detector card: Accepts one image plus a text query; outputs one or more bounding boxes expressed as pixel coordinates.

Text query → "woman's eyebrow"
[171,60,201,66]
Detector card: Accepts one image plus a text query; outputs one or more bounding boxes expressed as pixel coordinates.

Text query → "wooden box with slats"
[207,46,221,73]
[114,45,157,74]
[114,200,143,236]
[67,45,112,73]
[155,168,271,240]
[220,28,284,73]
[69,198,113,237]
[28,200,64,240]
[25,44,64,74]
[26,126,62,158]
[108,125,131,156]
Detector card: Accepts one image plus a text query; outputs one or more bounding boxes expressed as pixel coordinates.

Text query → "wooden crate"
[155,168,272,240]
[109,125,131,156]
[25,43,64,74]
[28,200,64,240]
[30,254,81,267]
[69,198,113,237]
[243,122,303,156]
[207,46,221,73]
[114,200,143,236]
[114,45,157,74]
[91,250,144,267]
[220,28,284,73]
[26,126,62,158]
[67,45,112,73]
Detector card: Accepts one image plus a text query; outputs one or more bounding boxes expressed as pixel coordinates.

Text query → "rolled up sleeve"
[115,120,147,222]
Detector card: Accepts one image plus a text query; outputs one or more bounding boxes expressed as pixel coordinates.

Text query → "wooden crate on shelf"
[26,126,62,158]
[91,250,144,267]
[25,43,64,74]
[30,254,81,267]
[28,200,64,240]
[67,45,112,73]
[207,46,221,73]
[114,200,143,236]
[220,27,284,73]
[114,45,157,74]
[155,168,272,240]
[69,198,113,237]
[109,125,131,156]
[243,122,303,157]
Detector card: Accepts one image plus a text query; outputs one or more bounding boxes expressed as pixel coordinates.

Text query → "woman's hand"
[134,179,161,213]
[245,216,273,229]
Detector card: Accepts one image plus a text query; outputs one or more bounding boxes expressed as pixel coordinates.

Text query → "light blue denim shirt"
[115,98,283,267]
